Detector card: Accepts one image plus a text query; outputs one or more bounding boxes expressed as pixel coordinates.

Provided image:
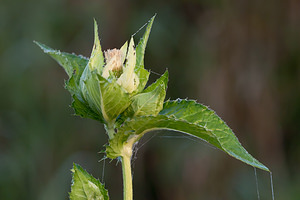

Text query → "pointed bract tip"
[33,40,43,48]
[149,14,156,24]
[93,18,98,27]
[152,13,157,19]
[129,37,135,47]
[93,19,100,43]
[33,41,56,54]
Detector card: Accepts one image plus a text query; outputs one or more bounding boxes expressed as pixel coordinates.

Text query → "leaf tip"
[93,18,98,31]
[149,13,157,24]
[33,41,46,51]
[33,40,39,46]
[259,164,270,172]
[93,19,101,46]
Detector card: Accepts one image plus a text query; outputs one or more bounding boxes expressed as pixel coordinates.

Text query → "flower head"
[101,38,139,93]
[102,49,124,78]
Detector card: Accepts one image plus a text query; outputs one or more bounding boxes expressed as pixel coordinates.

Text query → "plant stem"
[121,136,137,200]
[121,154,133,200]
[105,123,115,139]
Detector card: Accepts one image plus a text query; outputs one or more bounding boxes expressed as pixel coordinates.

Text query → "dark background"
[1,0,299,199]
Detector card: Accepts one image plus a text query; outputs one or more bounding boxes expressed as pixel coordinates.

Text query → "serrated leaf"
[160,99,269,171]
[70,163,109,200]
[106,114,222,159]
[35,41,105,121]
[35,41,87,98]
[107,99,269,171]
[34,41,88,79]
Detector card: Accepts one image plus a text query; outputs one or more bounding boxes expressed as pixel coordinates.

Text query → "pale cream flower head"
[101,38,139,93]
[102,48,125,78]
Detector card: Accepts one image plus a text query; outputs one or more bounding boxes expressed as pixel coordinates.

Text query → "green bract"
[36,15,270,200]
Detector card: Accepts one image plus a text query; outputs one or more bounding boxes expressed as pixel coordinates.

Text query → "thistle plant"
[35,16,269,200]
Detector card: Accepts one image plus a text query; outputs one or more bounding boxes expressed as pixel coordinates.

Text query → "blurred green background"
[1,0,299,199]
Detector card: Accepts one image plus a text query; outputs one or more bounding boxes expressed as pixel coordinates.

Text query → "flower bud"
[102,49,124,78]
[101,38,139,94]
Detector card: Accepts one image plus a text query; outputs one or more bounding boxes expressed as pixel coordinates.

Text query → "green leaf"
[114,70,168,127]
[107,99,269,171]
[87,19,104,74]
[83,72,131,123]
[130,78,167,117]
[34,41,88,80]
[125,70,168,118]
[136,15,155,68]
[134,15,155,93]
[106,114,222,159]
[82,72,103,117]
[78,20,105,117]
[35,41,105,121]
[160,99,269,171]
[135,67,150,94]
[143,70,168,93]
[98,75,131,122]
[72,95,104,122]
[35,41,88,99]
[70,163,109,200]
